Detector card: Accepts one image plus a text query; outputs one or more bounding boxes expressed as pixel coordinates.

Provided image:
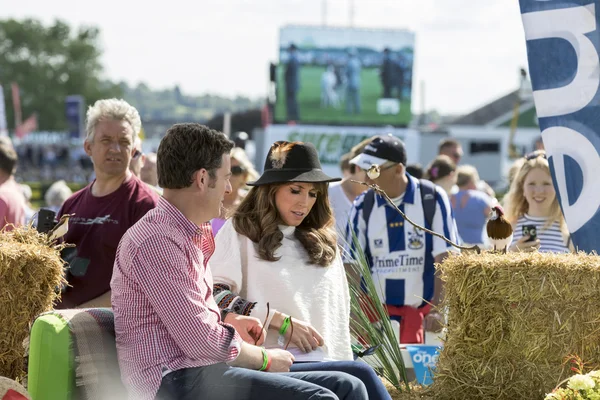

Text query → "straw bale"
[428,251,600,400]
[384,380,432,400]
[0,226,66,381]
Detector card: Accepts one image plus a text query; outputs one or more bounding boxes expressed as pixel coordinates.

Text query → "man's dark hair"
[157,123,234,189]
[406,163,423,179]
[438,138,460,154]
[0,142,17,175]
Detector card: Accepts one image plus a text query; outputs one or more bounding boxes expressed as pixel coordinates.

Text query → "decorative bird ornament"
[486,205,513,253]
[367,164,381,180]
[48,214,72,242]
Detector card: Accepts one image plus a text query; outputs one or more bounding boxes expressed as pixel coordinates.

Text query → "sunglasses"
[525,151,547,160]
[362,164,397,174]
[132,149,143,159]
[254,302,294,350]
[231,165,246,176]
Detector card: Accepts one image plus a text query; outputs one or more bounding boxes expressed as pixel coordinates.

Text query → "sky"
[2,0,529,116]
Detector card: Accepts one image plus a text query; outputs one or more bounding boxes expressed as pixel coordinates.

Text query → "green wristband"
[279,316,291,336]
[259,348,269,371]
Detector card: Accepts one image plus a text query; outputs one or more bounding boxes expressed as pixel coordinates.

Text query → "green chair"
[27,309,127,400]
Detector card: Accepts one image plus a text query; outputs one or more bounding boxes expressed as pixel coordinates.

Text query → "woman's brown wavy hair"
[232,182,338,267]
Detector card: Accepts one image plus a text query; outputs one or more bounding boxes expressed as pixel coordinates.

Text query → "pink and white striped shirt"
[111,197,241,400]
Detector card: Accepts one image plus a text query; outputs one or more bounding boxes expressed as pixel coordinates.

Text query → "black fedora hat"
[248,141,341,186]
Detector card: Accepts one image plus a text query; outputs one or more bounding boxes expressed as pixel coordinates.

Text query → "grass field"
[274,65,412,126]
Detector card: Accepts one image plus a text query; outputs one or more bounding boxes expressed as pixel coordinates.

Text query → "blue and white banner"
[65,95,85,139]
[520,1,600,253]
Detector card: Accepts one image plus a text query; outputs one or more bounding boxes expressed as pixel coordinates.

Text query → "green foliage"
[0,18,123,130]
[345,228,411,393]
[0,18,262,131]
[120,82,263,122]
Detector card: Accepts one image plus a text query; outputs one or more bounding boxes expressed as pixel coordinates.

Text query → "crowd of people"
[0,97,571,400]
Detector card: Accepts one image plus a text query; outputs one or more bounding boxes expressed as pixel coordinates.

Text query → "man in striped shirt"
[345,135,459,344]
[111,124,368,400]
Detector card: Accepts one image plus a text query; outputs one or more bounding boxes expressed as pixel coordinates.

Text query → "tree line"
[0,18,263,132]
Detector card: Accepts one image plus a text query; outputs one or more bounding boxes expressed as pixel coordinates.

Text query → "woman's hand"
[271,312,324,353]
[509,235,540,252]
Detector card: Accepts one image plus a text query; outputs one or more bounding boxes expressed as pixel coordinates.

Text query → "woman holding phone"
[503,150,571,253]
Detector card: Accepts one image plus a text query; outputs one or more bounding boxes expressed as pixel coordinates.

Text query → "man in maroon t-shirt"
[56,99,159,309]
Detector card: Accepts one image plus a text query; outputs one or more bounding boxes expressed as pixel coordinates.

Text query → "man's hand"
[265,349,295,372]
[424,311,444,333]
[224,313,266,346]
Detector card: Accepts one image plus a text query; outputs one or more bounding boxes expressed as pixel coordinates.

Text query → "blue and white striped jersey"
[345,174,459,307]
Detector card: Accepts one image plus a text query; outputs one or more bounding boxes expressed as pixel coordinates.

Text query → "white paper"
[282,347,327,362]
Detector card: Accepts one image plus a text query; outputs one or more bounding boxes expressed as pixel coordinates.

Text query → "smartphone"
[522,224,537,242]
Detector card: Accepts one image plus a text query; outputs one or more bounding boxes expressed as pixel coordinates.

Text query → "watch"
[221,308,233,322]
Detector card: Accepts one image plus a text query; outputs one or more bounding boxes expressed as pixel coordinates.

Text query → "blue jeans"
[155,362,368,400]
[291,361,392,400]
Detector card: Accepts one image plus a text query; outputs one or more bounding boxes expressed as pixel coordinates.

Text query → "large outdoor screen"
[274,25,415,127]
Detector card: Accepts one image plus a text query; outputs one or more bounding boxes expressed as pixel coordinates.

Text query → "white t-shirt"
[210,220,353,362]
[328,182,356,240]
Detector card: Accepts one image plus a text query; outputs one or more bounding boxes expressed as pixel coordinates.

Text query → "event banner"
[255,125,421,176]
[519,1,600,253]
[65,95,85,139]
[275,25,415,127]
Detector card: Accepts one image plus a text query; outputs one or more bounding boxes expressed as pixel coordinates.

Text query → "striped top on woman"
[511,214,569,253]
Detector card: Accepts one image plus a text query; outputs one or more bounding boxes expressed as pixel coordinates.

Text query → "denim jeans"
[290,361,392,400]
[155,362,368,400]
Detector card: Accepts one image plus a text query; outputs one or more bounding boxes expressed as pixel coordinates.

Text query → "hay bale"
[0,226,66,381]
[428,251,600,400]
[383,380,432,400]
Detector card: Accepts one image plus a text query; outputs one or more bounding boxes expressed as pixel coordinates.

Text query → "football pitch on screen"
[274,65,412,126]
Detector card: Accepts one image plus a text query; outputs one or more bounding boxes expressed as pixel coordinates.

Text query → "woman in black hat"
[210,141,391,400]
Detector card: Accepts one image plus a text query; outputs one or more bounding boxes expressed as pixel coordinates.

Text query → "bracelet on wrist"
[279,316,291,336]
[259,348,269,371]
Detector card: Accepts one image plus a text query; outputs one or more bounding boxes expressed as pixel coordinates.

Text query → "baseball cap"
[350,134,407,169]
